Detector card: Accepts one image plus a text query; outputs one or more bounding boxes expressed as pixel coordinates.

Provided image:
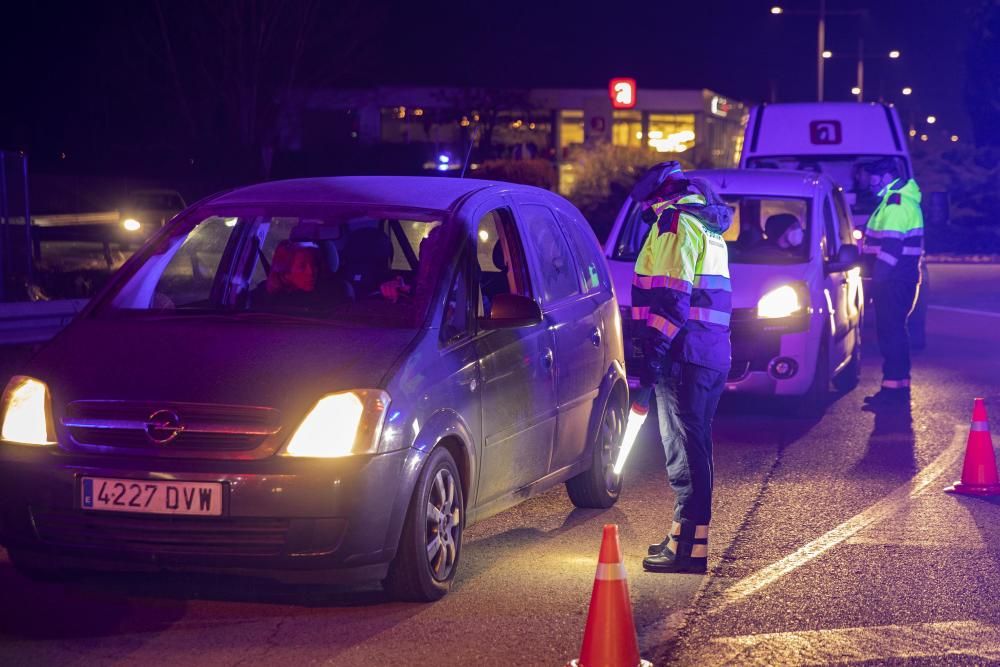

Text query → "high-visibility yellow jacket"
[631,193,732,373]
[863,178,924,283]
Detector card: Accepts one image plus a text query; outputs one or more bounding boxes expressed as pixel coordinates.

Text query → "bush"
[565,144,686,243]
[472,159,557,190]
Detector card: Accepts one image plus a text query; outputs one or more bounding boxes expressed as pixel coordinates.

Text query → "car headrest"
[492,240,507,271]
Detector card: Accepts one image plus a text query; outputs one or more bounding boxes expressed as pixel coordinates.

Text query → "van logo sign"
[810,120,842,145]
[145,409,184,444]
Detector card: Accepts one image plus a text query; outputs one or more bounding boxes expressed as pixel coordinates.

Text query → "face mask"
[784,227,804,247]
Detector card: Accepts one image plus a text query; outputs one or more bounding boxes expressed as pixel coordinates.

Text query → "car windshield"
[612,196,811,266]
[98,204,453,329]
[745,155,909,216]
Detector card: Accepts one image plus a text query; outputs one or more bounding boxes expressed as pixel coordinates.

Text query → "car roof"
[206,176,533,212]
[688,169,830,198]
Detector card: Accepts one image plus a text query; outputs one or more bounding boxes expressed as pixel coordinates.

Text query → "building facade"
[279,86,746,193]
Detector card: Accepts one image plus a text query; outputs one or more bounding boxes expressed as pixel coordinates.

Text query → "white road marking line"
[929,305,1000,319]
[715,425,966,610]
[692,620,1000,666]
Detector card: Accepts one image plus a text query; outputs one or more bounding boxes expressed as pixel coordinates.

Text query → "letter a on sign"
[810,120,842,145]
[609,78,637,109]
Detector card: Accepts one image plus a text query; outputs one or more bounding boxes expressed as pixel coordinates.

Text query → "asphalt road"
[1,264,998,666]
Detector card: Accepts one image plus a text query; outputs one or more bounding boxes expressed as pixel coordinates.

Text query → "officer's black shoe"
[648,539,668,556]
[863,387,910,407]
[642,545,707,574]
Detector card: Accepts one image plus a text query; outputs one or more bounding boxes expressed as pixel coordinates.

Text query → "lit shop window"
[612,110,643,147]
[559,110,585,155]
[646,113,696,153]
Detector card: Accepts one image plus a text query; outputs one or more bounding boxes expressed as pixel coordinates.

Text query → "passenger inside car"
[764,213,805,250]
[249,240,323,312]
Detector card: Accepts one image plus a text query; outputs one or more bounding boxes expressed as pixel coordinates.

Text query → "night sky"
[0,0,978,168]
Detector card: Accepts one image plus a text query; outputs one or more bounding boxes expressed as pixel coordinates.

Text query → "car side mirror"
[826,244,860,273]
[481,294,542,329]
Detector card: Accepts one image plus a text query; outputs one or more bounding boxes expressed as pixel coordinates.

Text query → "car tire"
[833,329,862,393]
[384,447,464,602]
[565,394,625,509]
[798,338,830,417]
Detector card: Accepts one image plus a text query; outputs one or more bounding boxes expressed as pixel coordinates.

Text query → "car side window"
[822,196,839,261]
[520,204,580,304]
[560,210,609,293]
[441,247,472,345]
[477,208,533,318]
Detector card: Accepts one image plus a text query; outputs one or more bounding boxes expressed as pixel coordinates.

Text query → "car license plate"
[81,477,224,516]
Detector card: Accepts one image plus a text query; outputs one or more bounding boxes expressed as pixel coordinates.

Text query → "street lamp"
[888,50,901,59]
[951,135,959,142]
[822,50,833,58]
[771,6,784,14]
[927,115,937,124]
[851,86,862,95]
[902,87,912,95]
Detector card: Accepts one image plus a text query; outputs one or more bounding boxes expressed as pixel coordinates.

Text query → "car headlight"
[1,376,56,446]
[122,218,141,232]
[283,390,390,458]
[757,284,805,319]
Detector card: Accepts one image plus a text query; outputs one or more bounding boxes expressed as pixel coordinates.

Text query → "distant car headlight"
[122,218,141,232]
[283,390,390,458]
[1,376,56,446]
[757,284,805,319]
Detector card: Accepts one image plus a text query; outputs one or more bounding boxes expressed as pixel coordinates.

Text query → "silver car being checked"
[0,176,628,601]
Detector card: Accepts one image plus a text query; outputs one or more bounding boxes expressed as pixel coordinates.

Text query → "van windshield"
[745,155,909,216]
[612,196,811,266]
[97,204,454,329]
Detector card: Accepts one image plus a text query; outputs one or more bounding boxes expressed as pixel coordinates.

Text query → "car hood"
[28,316,419,416]
[608,258,817,310]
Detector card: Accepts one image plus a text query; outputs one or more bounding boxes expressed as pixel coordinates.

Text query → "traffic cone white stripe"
[971,421,990,432]
[595,562,628,581]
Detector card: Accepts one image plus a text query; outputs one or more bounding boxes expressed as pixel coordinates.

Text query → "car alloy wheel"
[425,467,461,581]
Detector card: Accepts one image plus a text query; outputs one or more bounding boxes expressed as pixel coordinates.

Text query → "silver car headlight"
[757,284,806,319]
[282,389,390,458]
[1,376,57,446]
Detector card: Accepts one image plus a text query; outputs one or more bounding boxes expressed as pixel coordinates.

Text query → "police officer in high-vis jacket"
[629,162,733,574]
[861,159,924,405]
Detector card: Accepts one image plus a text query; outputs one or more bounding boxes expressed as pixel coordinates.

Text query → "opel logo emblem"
[145,409,184,444]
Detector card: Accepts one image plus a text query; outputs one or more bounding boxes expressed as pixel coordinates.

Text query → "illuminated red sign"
[609,78,637,109]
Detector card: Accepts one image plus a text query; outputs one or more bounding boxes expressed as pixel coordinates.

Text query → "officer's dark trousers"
[653,363,726,527]
[873,278,920,383]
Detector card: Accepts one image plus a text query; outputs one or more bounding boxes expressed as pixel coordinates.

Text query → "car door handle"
[591,327,602,347]
[540,348,554,370]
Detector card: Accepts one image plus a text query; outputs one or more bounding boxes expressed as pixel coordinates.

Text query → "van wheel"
[566,395,625,509]
[833,331,862,393]
[384,447,464,602]
[799,339,830,417]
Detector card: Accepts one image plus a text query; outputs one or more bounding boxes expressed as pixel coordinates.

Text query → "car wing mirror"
[826,244,860,273]
[480,294,542,329]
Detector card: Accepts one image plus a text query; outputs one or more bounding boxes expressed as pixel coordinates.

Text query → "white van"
[605,169,864,412]
[739,102,912,230]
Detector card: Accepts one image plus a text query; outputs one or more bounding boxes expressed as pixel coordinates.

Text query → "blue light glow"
[438,154,450,163]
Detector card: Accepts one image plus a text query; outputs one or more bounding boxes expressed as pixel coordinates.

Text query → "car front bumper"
[0,443,413,583]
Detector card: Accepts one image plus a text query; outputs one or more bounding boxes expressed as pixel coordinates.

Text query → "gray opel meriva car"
[0,177,627,601]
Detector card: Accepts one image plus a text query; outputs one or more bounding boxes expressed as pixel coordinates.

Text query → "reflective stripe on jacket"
[863,178,924,282]
[631,195,732,372]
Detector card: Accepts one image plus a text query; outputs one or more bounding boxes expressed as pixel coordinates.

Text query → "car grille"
[31,507,291,556]
[62,401,282,455]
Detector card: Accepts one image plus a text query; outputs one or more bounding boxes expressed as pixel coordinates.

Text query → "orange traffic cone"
[568,524,652,667]
[945,398,1000,496]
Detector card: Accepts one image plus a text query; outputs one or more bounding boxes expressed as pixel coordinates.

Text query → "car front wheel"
[566,394,625,508]
[384,447,464,602]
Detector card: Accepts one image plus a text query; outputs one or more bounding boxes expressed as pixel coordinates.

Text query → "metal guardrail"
[0,299,89,345]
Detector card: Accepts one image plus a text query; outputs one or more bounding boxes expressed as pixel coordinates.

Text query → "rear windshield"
[612,196,811,266]
[98,204,454,328]
[745,155,909,216]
